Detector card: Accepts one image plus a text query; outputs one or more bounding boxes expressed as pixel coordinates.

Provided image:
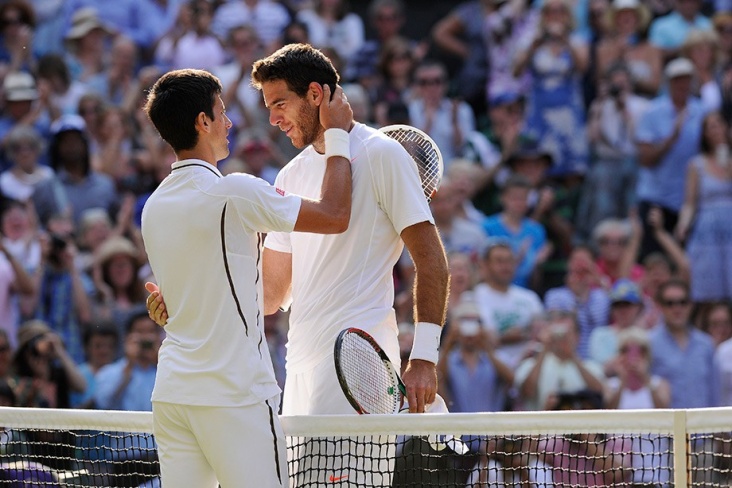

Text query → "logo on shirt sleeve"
[276,187,285,196]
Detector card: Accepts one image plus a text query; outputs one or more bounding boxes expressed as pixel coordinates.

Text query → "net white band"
[324,128,351,161]
[409,322,441,364]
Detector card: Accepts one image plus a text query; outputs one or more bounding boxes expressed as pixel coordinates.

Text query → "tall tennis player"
[146,45,450,486]
[141,68,354,488]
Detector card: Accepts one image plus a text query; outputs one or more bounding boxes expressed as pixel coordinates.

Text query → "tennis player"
[146,45,450,485]
[140,68,354,488]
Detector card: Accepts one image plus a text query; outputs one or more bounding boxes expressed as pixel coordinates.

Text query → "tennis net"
[0,406,730,486]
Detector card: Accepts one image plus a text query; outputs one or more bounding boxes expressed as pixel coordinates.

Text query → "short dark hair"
[500,174,532,194]
[83,320,120,348]
[251,43,339,98]
[144,69,222,153]
[482,238,513,261]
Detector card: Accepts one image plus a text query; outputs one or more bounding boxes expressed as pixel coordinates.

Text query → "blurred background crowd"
[0,0,729,428]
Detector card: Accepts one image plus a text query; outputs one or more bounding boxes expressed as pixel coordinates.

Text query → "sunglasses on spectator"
[416,77,444,87]
[661,298,690,307]
[619,344,647,354]
[376,13,400,22]
[8,143,36,152]
[390,52,411,61]
[599,237,628,246]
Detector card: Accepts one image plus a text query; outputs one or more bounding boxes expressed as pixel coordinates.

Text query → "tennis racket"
[379,124,444,202]
[334,327,406,415]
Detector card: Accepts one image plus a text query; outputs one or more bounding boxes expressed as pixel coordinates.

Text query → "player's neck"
[312,121,356,154]
[177,146,218,167]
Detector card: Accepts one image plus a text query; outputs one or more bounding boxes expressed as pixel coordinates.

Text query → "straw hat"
[65,8,113,41]
[607,0,651,32]
[94,236,138,266]
[16,320,51,352]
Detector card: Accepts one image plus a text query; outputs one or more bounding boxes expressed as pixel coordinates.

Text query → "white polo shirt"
[265,123,434,374]
[142,159,301,407]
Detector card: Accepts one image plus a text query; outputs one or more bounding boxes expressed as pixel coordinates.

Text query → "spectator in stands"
[70,320,119,409]
[31,114,118,227]
[0,71,50,157]
[430,178,489,260]
[136,0,185,60]
[213,25,266,134]
[604,329,672,485]
[346,0,410,88]
[513,0,590,178]
[63,8,114,84]
[473,239,544,370]
[0,200,43,309]
[86,35,138,107]
[577,63,649,240]
[94,309,161,486]
[431,0,490,115]
[682,29,723,112]
[544,246,611,358]
[0,0,38,74]
[697,301,732,349]
[446,251,478,314]
[11,319,86,408]
[210,0,291,52]
[0,330,13,381]
[676,111,732,304]
[648,0,712,60]
[0,126,53,202]
[94,308,161,411]
[30,214,92,364]
[588,279,645,374]
[438,293,514,412]
[635,57,708,259]
[230,128,285,185]
[514,310,606,410]
[372,36,417,127]
[592,217,643,286]
[595,0,662,98]
[35,53,87,117]
[650,279,719,408]
[408,59,476,166]
[154,0,226,72]
[481,0,536,102]
[296,0,364,61]
[482,175,551,289]
[91,236,147,339]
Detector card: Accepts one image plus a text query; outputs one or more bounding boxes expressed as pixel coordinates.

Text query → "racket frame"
[334,327,407,415]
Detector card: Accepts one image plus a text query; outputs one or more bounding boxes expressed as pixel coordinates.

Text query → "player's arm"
[400,221,450,413]
[293,84,353,234]
[263,248,292,315]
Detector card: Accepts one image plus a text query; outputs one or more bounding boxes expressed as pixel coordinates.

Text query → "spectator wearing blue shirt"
[438,294,514,414]
[94,309,161,411]
[482,175,550,288]
[649,279,720,408]
[648,0,712,59]
[635,57,708,259]
[94,309,161,487]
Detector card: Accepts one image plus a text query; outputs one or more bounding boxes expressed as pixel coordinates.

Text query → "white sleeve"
[263,170,293,253]
[223,173,301,234]
[371,137,434,235]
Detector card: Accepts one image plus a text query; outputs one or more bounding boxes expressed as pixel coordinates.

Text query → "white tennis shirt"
[142,159,302,407]
[265,123,434,374]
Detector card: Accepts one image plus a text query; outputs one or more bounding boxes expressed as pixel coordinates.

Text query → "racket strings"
[383,127,442,201]
[338,334,400,415]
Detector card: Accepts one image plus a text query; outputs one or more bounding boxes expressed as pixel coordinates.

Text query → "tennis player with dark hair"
[147,45,449,484]
[141,68,353,488]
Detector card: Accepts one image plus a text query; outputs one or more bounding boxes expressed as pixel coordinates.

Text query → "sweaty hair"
[144,69,222,153]
[251,43,339,98]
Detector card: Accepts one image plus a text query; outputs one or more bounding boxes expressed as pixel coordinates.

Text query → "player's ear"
[194,111,210,132]
[308,82,324,107]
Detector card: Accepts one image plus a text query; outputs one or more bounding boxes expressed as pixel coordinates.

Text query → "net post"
[673,409,688,488]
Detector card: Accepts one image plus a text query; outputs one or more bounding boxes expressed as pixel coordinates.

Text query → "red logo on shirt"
[276,187,285,196]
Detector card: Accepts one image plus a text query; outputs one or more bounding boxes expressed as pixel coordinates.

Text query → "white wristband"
[409,322,442,364]
[324,128,351,161]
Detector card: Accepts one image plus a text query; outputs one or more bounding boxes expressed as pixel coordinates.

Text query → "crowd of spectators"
[0,0,731,482]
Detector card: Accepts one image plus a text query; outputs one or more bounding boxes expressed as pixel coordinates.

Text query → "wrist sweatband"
[409,322,442,364]
[324,128,350,161]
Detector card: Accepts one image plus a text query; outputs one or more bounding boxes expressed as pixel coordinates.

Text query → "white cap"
[664,57,695,79]
[3,72,38,102]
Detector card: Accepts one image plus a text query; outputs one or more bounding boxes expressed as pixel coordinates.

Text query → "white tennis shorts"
[153,396,287,488]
